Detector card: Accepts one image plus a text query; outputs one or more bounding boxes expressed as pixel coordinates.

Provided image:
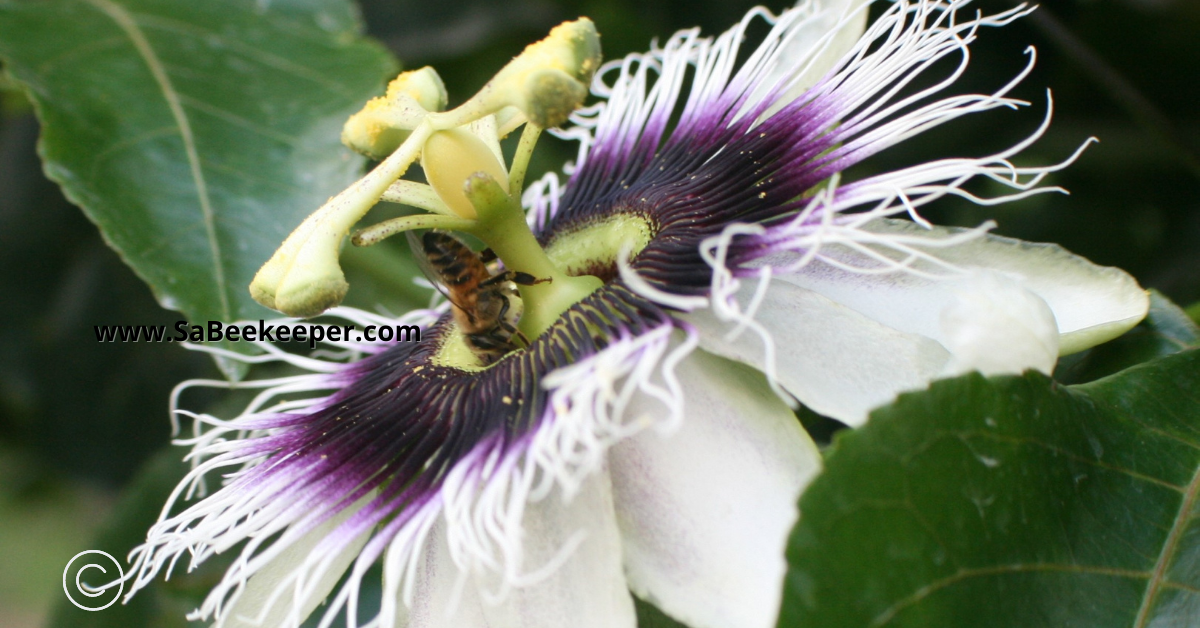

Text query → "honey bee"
[409,230,548,364]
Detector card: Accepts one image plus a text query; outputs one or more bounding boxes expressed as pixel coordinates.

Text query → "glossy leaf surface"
[0,0,395,328]
[781,349,1200,627]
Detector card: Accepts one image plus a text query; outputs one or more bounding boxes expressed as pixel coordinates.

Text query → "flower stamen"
[250,18,603,322]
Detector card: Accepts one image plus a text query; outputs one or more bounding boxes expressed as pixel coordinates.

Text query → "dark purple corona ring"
[122,2,1149,627]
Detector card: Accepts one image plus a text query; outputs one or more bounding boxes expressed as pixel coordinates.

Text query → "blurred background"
[1,0,1197,625]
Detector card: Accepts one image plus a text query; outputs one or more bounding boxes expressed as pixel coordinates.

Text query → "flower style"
[124,1,1149,628]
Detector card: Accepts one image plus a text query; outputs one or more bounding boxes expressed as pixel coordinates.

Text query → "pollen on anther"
[502,395,513,405]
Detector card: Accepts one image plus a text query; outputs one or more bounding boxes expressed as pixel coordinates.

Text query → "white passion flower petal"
[394,474,633,628]
[216,492,376,628]
[769,218,1149,357]
[608,348,822,628]
[753,0,871,114]
[388,519,490,628]
[476,472,635,628]
[686,279,950,426]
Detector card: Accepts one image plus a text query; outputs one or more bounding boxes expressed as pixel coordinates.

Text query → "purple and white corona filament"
[125,1,1149,628]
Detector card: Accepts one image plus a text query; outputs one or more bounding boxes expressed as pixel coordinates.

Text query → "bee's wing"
[406,230,458,307]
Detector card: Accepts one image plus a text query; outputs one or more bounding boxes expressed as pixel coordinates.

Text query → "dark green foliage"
[0,0,395,330]
[781,350,1200,627]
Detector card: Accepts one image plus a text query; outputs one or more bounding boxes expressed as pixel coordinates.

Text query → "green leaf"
[780,349,1200,627]
[1055,290,1199,384]
[0,0,395,332]
[1186,302,1200,328]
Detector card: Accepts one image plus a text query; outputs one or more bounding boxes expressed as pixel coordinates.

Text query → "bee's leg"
[493,317,531,347]
[513,271,552,286]
[465,333,506,364]
[487,296,530,346]
[479,273,509,287]
[479,248,498,263]
[483,271,552,286]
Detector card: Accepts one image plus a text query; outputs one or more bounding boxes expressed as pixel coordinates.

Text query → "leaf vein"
[1132,451,1200,627]
[130,12,354,96]
[85,0,231,321]
[177,94,301,147]
[962,431,1187,493]
[201,158,306,194]
[870,563,1152,627]
[89,125,180,175]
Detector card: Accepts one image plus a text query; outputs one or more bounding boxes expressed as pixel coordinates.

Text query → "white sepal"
[753,0,870,115]
[215,492,376,628]
[938,271,1058,376]
[687,279,950,426]
[609,348,822,628]
[478,472,636,628]
[773,219,1149,356]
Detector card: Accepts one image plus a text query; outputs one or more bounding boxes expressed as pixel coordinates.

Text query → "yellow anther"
[491,18,600,128]
[342,67,447,159]
[432,19,601,130]
[503,19,601,90]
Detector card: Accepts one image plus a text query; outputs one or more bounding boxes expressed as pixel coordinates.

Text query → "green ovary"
[432,325,488,372]
[544,213,655,276]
